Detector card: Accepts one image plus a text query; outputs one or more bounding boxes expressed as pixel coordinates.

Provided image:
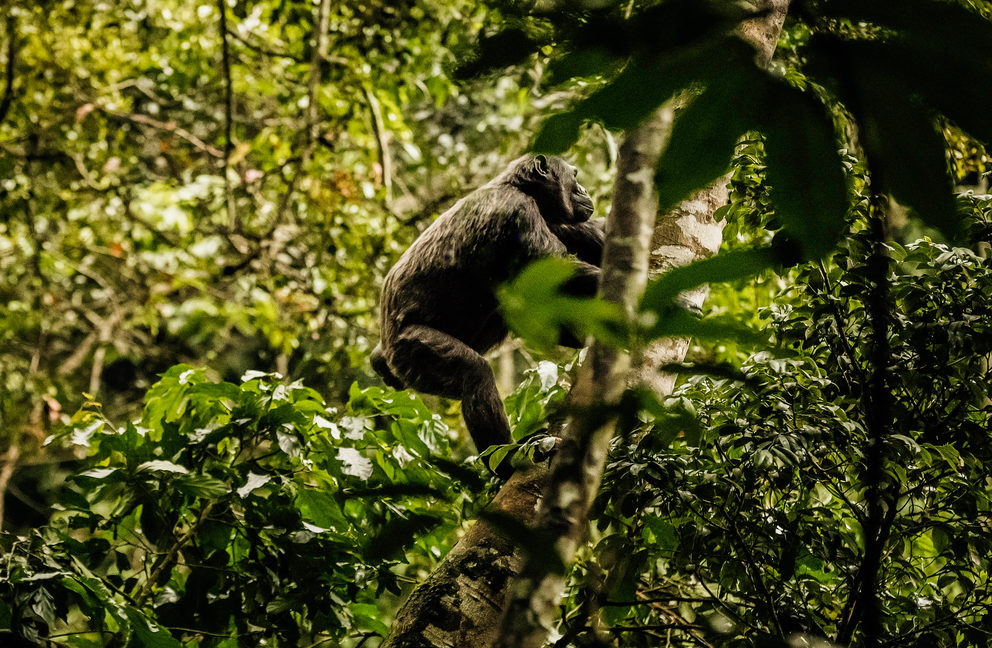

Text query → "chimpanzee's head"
[507,154,594,224]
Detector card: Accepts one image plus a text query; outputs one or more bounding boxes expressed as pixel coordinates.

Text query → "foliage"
[1,0,619,534]
[586,209,992,646]
[0,368,480,646]
[3,0,992,646]
[487,0,991,352]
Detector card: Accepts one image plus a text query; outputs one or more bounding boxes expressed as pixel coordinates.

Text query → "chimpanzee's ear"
[534,154,549,177]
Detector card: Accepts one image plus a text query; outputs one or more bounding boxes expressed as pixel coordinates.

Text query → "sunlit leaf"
[640,247,778,314]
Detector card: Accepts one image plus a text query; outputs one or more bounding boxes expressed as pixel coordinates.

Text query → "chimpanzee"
[371,154,604,473]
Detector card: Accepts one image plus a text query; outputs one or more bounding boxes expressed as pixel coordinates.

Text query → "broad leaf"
[640,247,778,314]
[761,82,849,259]
[655,65,762,211]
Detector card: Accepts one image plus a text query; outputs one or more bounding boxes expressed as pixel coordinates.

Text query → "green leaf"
[481,444,514,474]
[236,472,272,498]
[533,113,583,155]
[644,516,679,551]
[499,258,624,351]
[643,309,768,347]
[175,474,230,498]
[856,40,992,147]
[351,602,390,636]
[862,84,959,239]
[761,82,849,259]
[640,247,778,314]
[535,36,753,154]
[806,38,960,239]
[124,608,182,648]
[656,65,762,211]
[821,0,992,74]
[73,467,123,483]
[456,28,544,79]
[136,460,188,474]
[295,488,346,529]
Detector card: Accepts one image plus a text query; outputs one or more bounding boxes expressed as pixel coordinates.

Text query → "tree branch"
[304,0,332,164]
[216,0,238,231]
[97,106,224,158]
[0,12,16,127]
[362,85,393,205]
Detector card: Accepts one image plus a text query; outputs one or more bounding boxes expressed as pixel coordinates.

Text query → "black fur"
[372,155,604,470]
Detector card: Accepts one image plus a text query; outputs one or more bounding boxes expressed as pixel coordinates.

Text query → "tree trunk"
[382,3,791,646]
[495,103,669,648]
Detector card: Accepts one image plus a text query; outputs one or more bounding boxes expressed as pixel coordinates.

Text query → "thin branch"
[98,106,224,157]
[216,0,238,231]
[0,12,16,126]
[133,502,216,607]
[362,85,393,205]
[304,0,332,163]
[226,28,305,62]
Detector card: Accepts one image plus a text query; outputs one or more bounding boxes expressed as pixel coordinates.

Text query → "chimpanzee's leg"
[371,343,405,390]
[387,325,512,455]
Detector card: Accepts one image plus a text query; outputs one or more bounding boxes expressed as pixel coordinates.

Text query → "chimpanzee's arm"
[548,220,605,267]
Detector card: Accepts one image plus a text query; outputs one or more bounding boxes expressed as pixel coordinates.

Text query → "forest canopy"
[1,1,991,647]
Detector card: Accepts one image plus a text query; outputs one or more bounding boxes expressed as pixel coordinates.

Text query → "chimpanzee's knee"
[371,344,404,390]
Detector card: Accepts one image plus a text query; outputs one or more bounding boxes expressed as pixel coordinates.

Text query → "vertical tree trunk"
[495,106,669,648]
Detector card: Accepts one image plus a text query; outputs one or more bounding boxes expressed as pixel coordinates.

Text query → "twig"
[362,85,393,205]
[304,0,332,163]
[133,501,216,607]
[98,107,224,157]
[226,28,305,62]
[0,11,16,126]
[0,445,21,531]
[216,0,238,231]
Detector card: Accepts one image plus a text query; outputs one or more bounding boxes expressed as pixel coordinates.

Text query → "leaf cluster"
[1,368,483,646]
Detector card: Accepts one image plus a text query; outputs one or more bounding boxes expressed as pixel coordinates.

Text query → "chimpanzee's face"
[525,155,594,224]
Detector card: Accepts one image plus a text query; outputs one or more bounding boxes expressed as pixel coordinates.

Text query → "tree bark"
[381,466,549,647]
[382,3,791,646]
[634,0,790,394]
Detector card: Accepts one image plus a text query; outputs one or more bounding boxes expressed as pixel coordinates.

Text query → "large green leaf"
[806,38,960,239]
[455,28,545,79]
[640,247,778,314]
[535,36,755,154]
[641,308,768,347]
[859,73,959,238]
[761,82,849,259]
[655,64,763,211]
[828,39,992,148]
[820,0,992,65]
[498,258,624,351]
